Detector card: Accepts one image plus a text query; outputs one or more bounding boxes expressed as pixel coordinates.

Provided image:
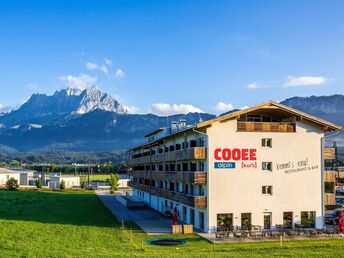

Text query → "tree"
[6,178,19,190]
[36,178,43,189]
[80,179,86,190]
[108,173,120,193]
[59,180,66,191]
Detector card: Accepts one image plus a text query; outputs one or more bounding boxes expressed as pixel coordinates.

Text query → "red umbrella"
[339,211,344,234]
[172,207,178,225]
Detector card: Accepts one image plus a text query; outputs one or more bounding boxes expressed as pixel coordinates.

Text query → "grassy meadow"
[0,189,343,257]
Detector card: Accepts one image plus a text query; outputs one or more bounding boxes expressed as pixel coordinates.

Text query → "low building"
[0,168,35,186]
[128,101,341,232]
[49,173,80,189]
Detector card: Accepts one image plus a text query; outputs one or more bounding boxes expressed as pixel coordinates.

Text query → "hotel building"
[127,101,340,232]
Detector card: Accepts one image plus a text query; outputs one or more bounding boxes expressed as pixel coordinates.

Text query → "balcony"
[324,193,336,206]
[237,122,296,133]
[128,181,207,208]
[323,148,335,160]
[324,171,336,182]
[128,170,207,184]
[128,147,207,165]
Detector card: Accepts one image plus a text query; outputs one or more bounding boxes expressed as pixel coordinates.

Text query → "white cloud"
[247,82,258,89]
[115,69,126,78]
[86,61,108,74]
[150,103,203,116]
[125,105,139,114]
[284,76,329,87]
[215,102,234,113]
[60,73,97,90]
[104,58,112,66]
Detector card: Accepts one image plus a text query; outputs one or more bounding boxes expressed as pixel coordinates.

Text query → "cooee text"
[214,148,257,161]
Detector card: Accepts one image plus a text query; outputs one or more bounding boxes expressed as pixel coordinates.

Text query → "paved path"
[96,190,172,235]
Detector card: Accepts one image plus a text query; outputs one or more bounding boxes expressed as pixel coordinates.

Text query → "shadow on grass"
[0,189,121,228]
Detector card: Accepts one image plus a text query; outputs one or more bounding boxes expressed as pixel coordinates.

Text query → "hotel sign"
[214,148,257,169]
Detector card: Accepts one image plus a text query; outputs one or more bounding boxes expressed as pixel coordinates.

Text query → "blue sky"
[0,0,343,115]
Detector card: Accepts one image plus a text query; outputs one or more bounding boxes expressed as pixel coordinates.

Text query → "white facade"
[206,119,324,232]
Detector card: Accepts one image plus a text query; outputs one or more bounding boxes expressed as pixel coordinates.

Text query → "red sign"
[214,148,257,161]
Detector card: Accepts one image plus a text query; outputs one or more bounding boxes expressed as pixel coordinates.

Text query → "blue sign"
[214,162,236,169]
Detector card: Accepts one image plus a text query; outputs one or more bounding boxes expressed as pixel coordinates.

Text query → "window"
[217,213,233,231]
[262,162,273,171]
[241,213,252,230]
[262,185,273,195]
[189,140,197,148]
[175,144,181,150]
[283,212,293,229]
[262,138,272,148]
[301,211,316,228]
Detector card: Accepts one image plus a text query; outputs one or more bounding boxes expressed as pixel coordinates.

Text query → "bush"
[59,180,66,191]
[36,178,43,189]
[6,178,19,190]
[107,173,120,193]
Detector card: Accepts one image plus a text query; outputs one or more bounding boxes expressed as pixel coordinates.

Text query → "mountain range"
[0,87,214,152]
[0,87,342,152]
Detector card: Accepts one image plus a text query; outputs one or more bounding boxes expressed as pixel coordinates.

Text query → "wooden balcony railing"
[324,193,336,206]
[128,147,207,165]
[128,181,207,208]
[128,170,207,184]
[324,171,336,182]
[237,122,296,133]
[323,148,335,160]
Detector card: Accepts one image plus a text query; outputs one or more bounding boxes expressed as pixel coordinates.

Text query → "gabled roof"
[144,128,165,138]
[196,101,342,132]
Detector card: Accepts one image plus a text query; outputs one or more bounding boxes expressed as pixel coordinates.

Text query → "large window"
[301,211,316,228]
[283,212,293,229]
[262,185,273,195]
[217,213,233,231]
[241,213,252,230]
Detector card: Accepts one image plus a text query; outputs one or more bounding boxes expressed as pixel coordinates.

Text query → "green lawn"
[64,174,111,181]
[0,190,343,257]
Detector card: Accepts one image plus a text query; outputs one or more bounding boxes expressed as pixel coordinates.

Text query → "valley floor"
[0,189,343,257]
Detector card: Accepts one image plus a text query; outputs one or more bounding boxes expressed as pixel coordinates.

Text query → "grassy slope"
[0,190,343,257]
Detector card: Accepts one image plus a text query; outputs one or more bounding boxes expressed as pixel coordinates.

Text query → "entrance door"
[241,213,252,230]
[283,212,293,229]
[217,213,233,231]
[263,213,272,229]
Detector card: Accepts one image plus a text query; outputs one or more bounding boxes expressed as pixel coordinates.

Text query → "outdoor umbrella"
[339,211,344,235]
[172,207,178,225]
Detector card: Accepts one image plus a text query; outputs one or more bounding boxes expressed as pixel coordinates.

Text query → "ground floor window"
[263,212,272,229]
[301,211,316,228]
[283,212,293,229]
[241,213,251,230]
[217,213,233,231]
